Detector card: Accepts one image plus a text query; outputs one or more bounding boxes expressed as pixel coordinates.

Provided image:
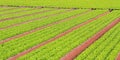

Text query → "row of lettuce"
[0,7,120,60]
[75,20,120,60]
[18,10,120,60]
[0,8,86,40]
[0,8,106,60]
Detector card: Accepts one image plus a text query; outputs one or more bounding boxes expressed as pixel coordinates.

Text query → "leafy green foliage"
[0,6,120,60]
[0,10,104,60]
[18,11,120,60]
[0,0,120,9]
[75,22,120,60]
[0,8,61,28]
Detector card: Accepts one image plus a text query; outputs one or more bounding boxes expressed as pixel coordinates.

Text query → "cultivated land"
[0,0,120,9]
[0,0,120,60]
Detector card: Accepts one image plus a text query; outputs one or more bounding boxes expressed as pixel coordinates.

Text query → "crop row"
[0,7,30,15]
[0,0,119,9]
[0,8,44,20]
[75,23,120,60]
[0,8,55,28]
[0,10,105,60]
[0,9,85,40]
[0,7,17,12]
[0,7,10,11]
[17,10,120,60]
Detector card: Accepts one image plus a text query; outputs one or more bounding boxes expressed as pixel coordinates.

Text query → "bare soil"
[116,53,120,60]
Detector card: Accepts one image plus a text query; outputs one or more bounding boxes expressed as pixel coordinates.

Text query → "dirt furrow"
[7,11,109,60]
[0,8,42,16]
[116,53,120,60]
[60,18,120,60]
[0,10,91,44]
[0,9,55,22]
[0,9,73,30]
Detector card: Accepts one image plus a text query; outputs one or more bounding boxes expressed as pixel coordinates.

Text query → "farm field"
[0,1,120,60]
[0,0,120,9]
[75,23,120,60]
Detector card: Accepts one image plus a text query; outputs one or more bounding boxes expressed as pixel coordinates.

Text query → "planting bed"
[0,6,120,60]
[75,23,120,60]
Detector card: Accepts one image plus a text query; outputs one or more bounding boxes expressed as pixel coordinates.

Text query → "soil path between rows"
[0,9,73,30]
[0,8,42,16]
[116,52,120,60]
[0,10,91,44]
[60,18,120,60]
[7,11,109,60]
[0,9,55,22]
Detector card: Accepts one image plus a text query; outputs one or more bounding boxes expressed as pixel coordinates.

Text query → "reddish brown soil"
[116,53,120,60]
[60,18,120,60]
[7,11,109,60]
[0,9,55,22]
[0,9,73,30]
[0,9,91,44]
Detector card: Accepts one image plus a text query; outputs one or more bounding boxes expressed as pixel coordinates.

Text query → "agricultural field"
[0,0,120,9]
[0,0,120,60]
